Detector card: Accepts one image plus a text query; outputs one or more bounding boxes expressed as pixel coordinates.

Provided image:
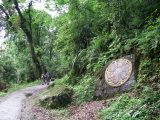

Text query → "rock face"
[94,54,138,99]
[39,85,73,108]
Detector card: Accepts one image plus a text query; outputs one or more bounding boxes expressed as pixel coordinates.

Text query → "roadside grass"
[0,79,41,97]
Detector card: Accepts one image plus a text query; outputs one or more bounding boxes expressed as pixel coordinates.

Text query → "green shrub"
[137,17,160,56]
[98,94,145,120]
[72,75,97,104]
[54,74,70,85]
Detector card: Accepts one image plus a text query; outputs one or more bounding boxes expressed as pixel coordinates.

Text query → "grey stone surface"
[94,54,137,99]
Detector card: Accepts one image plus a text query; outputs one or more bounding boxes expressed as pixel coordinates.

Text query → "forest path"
[0,83,52,120]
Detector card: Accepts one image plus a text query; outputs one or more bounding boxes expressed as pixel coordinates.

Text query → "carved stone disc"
[105,59,132,86]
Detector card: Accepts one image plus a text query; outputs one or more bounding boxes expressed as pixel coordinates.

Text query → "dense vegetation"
[0,0,159,119]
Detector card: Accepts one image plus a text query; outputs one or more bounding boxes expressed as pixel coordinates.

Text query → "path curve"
[0,83,52,120]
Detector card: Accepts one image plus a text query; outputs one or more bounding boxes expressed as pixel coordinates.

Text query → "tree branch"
[13,0,42,77]
[13,0,32,42]
[28,1,32,38]
[0,5,12,26]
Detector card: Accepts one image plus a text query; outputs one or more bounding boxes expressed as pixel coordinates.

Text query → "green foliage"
[0,0,160,119]
[54,74,70,85]
[98,94,140,119]
[70,49,88,76]
[51,0,69,5]
[137,17,160,56]
[134,57,160,106]
[0,1,61,83]
[98,93,159,120]
[50,75,97,104]
[141,86,160,105]
[135,57,159,86]
[72,75,97,104]
[0,54,17,83]
[129,57,160,119]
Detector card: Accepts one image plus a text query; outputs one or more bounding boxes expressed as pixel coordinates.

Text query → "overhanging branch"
[13,0,32,43]
[0,5,12,26]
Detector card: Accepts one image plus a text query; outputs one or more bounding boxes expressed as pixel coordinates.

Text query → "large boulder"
[39,85,73,108]
[94,54,139,99]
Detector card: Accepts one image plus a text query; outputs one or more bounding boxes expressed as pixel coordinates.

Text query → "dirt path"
[0,83,52,120]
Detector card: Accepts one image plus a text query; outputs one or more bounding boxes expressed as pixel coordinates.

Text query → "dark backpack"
[45,74,49,79]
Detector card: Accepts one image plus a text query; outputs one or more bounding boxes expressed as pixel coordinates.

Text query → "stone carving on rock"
[105,59,132,86]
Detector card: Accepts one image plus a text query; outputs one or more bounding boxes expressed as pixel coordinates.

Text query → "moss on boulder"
[39,85,73,108]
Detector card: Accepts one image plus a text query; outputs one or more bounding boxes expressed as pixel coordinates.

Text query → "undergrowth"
[54,75,98,104]
[98,93,159,120]
[72,75,98,104]
[98,94,145,120]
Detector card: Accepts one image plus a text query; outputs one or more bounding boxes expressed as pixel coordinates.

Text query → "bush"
[72,75,98,104]
[98,94,145,120]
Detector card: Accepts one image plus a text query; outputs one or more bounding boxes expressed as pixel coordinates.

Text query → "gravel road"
[0,83,51,120]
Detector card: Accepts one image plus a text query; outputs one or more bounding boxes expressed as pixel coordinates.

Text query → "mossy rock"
[39,85,73,108]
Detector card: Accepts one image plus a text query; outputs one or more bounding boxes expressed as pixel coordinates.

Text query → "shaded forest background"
[0,0,160,119]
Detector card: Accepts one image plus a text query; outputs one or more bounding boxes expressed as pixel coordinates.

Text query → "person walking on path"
[41,73,46,85]
[45,72,51,85]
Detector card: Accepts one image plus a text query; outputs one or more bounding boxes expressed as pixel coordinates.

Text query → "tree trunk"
[13,0,42,78]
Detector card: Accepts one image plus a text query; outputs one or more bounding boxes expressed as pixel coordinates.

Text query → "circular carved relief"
[105,59,132,86]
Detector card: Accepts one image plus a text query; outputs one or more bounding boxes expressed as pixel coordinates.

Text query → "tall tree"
[12,0,42,77]
[0,0,53,79]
